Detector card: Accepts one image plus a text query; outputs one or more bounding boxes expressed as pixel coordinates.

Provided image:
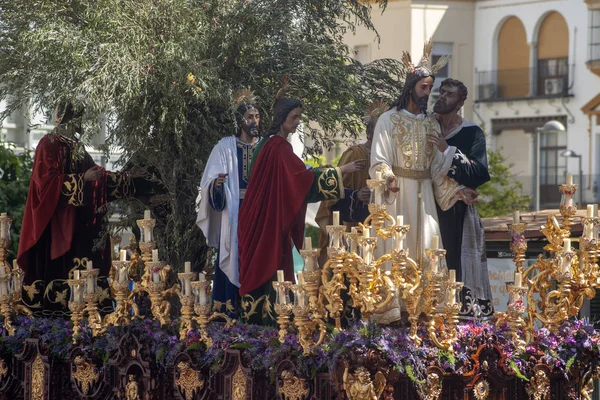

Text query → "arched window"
[497,17,530,98]
[537,12,569,96]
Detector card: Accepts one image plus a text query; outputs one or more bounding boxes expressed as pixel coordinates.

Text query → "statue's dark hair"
[267,98,303,136]
[439,78,468,103]
[391,66,435,111]
[234,103,258,137]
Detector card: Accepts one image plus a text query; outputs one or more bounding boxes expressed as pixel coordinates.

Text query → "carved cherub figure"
[125,374,140,400]
[343,366,386,400]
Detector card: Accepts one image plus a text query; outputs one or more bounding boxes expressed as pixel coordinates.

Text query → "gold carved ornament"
[125,374,140,400]
[421,371,442,400]
[232,364,247,400]
[278,370,309,400]
[31,354,45,400]
[72,356,99,396]
[343,366,386,400]
[0,359,7,381]
[175,361,205,400]
[526,368,550,400]
[472,379,490,400]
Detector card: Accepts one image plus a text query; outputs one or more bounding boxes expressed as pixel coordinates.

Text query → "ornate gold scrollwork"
[31,354,45,400]
[278,370,309,400]
[232,364,247,400]
[526,368,550,400]
[343,366,386,400]
[72,356,99,396]
[125,374,140,400]
[422,370,442,400]
[175,361,204,400]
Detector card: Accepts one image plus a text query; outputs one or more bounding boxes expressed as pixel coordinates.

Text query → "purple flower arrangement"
[0,316,598,382]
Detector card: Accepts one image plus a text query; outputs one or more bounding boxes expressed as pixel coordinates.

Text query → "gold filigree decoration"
[62,173,85,206]
[176,361,204,400]
[473,379,490,400]
[72,356,99,396]
[316,167,342,200]
[232,364,247,400]
[278,370,309,400]
[526,369,550,400]
[0,359,7,381]
[422,370,442,400]
[125,374,140,400]
[31,354,45,400]
[343,367,386,400]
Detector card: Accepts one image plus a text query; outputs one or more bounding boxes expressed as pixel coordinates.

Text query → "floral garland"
[1,316,598,384]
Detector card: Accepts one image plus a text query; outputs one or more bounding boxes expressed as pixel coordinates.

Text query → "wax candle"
[396,215,404,226]
[304,237,312,250]
[514,272,522,287]
[152,269,161,284]
[0,212,7,240]
[185,280,192,297]
[0,266,6,296]
[376,171,383,180]
[144,210,151,220]
[513,211,520,224]
[297,271,305,285]
[449,269,456,283]
[350,227,358,253]
[551,216,561,231]
[184,262,191,273]
[566,173,573,186]
[564,238,571,252]
[152,249,159,263]
[431,235,439,250]
[333,211,340,226]
[120,249,127,262]
[73,270,82,301]
[86,261,94,294]
[587,205,594,218]
[277,270,285,282]
[363,227,370,238]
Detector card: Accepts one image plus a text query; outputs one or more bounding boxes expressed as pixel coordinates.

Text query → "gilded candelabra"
[0,213,31,335]
[178,268,196,341]
[67,274,86,342]
[191,279,234,346]
[81,265,106,337]
[522,182,600,337]
[273,280,293,343]
[103,260,137,327]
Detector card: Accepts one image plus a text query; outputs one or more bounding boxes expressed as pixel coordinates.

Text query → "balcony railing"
[475,64,574,102]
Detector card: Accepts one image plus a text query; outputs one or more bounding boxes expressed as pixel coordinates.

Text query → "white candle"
[396,215,404,226]
[277,270,285,282]
[0,213,7,240]
[73,270,81,301]
[12,259,18,272]
[74,270,80,280]
[566,173,573,186]
[363,227,370,238]
[374,187,382,204]
[144,210,151,220]
[551,216,561,231]
[513,211,520,224]
[185,280,192,297]
[449,269,456,283]
[184,262,191,273]
[431,235,439,250]
[375,171,383,180]
[333,211,340,226]
[304,237,312,250]
[448,288,456,305]
[297,271,305,285]
[199,272,206,282]
[86,261,94,294]
[152,249,159,263]
[514,272,522,287]
[587,205,594,218]
[563,238,571,252]
[144,227,152,243]
[593,204,598,217]
[429,256,438,273]
[119,249,127,262]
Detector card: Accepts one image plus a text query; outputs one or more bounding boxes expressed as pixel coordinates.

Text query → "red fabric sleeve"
[238,136,314,295]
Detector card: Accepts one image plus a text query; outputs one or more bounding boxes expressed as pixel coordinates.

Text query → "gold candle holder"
[67,276,86,342]
[506,283,528,353]
[428,279,463,353]
[299,248,320,272]
[178,271,197,341]
[143,261,176,326]
[104,261,136,327]
[190,279,233,346]
[326,225,347,259]
[558,183,578,232]
[291,284,316,354]
[136,216,156,265]
[508,222,528,274]
[273,281,293,343]
[80,269,105,337]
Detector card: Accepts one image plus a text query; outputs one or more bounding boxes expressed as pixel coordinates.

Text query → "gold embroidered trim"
[62,173,85,206]
[31,354,45,400]
[392,166,431,180]
[317,167,342,200]
[240,294,275,322]
[106,172,133,199]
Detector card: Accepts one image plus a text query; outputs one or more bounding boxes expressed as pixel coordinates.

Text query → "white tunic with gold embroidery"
[370,108,462,263]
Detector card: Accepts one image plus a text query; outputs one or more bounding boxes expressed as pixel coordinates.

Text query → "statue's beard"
[411,91,429,114]
[243,122,260,137]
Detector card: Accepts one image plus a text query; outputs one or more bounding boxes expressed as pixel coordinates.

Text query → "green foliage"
[0,143,33,260]
[0,0,403,269]
[476,147,530,218]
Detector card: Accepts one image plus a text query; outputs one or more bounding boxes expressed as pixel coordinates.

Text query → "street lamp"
[561,149,583,208]
[533,120,566,211]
